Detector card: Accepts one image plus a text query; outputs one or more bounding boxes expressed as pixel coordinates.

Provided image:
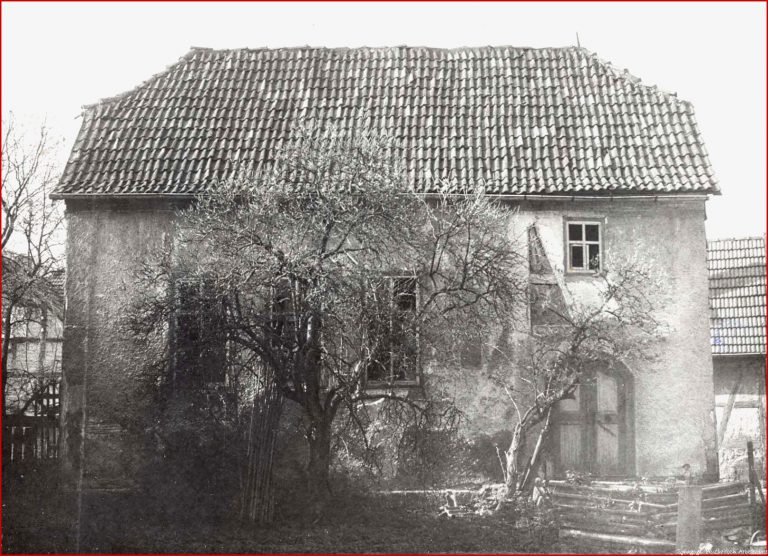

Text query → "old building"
[708,236,766,481]
[2,254,64,417]
[51,46,721,489]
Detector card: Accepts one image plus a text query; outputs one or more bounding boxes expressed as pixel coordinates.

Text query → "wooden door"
[552,369,633,477]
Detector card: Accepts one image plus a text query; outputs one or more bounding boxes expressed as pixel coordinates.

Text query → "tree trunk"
[241,377,284,525]
[505,423,526,491]
[520,407,553,493]
[306,418,332,510]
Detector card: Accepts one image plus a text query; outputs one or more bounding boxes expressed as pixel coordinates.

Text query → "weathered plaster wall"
[434,197,719,479]
[60,200,176,489]
[61,196,718,487]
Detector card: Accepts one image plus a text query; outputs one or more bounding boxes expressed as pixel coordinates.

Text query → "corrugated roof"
[53,46,719,198]
[708,236,766,355]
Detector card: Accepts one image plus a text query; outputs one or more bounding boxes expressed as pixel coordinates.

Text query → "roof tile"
[54,46,719,198]
[708,236,766,355]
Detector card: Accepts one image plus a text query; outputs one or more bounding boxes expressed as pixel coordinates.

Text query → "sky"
[2,1,765,239]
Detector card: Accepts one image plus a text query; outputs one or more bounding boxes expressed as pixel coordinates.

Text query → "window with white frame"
[366,275,419,385]
[566,221,602,272]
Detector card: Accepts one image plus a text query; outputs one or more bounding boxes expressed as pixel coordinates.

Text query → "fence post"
[747,440,758,532]
[675,485,703,553]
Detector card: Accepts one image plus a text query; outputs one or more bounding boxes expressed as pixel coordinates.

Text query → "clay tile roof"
[52,46,720,198]
[708,236,766,355]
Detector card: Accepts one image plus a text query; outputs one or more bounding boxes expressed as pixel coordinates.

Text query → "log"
[651,491,748,517]
[554,501,660,519]
[548,479,678,494]
[551,490,668,510]
[703,503,753,518]
[702,491,749,508]
[559,520,650,537]
[702,481,749,499]
[550,484,677,504]
[702,514,755,532]
[748,441,758,532]
[558,528,676,551]
[556,509,655,528]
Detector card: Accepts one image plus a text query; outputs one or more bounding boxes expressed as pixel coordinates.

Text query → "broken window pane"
[588,244,600,270]
[585,224,600,242]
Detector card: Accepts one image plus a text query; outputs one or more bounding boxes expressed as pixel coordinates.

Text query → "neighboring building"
[708,236,766,481]
[51,46,721,489]
[2,255,64,417]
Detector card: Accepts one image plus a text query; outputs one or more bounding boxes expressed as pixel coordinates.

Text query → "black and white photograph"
[2,1,765,553]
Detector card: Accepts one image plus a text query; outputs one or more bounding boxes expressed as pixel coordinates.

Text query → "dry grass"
[3,476,558,554]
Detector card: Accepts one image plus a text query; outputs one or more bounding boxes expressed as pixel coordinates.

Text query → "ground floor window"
[366,275,420,386]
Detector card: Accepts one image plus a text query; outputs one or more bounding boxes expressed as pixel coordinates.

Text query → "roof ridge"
[84,45,689,112]
[186,44,580,53]
[197,45,687,101]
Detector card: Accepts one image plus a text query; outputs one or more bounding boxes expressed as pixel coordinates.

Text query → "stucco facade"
[60,194,719,489]
[432,196,718,480]
[60,200,176,487]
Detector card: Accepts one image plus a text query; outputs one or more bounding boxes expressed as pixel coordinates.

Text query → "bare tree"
[1,114,64,415]
[490,242,667,494]
[127,123,527,521]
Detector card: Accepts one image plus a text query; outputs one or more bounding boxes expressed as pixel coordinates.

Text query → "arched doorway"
[551,366,635,477]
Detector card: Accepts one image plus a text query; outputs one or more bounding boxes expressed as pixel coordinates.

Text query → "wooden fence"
[553,479,757,552]
[3,414,60,465]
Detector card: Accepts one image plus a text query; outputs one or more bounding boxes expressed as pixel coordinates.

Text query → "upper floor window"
[566,221,602,272]
[366,275,420,386]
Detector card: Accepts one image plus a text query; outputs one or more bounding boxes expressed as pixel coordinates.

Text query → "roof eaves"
[50,192,197,201]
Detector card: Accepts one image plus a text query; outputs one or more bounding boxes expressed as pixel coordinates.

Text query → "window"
[269,280,296,355]
[174,278,227,386]
[566,221,602,272]
[366,276,419,386]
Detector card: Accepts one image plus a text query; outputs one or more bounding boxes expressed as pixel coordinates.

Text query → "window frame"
[364,273,421,389]
[564,218,605,274]
[171,274,229,387]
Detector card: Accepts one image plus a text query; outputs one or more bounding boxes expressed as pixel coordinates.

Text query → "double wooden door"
[553,369,634,477]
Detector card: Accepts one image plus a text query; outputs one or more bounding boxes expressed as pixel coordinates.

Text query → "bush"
[136,390,243,525]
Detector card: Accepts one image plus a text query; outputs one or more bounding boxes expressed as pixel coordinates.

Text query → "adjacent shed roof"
[53,46,719,199]
[708,237,766,355]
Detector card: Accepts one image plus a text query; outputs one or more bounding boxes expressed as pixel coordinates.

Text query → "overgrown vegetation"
[126,123,527,523]
[3,467,560,554]
[1,114,64,415]
[491,249,668,492]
